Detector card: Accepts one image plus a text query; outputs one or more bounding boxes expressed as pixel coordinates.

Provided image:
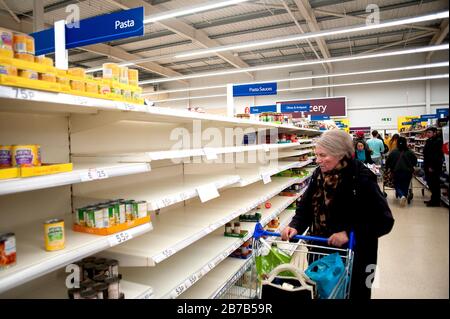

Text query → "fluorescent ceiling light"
[142,62,449,96]
[153,74,449,103]
[143,0,250,24]
[174,11,449,59]
[139,44,449,85]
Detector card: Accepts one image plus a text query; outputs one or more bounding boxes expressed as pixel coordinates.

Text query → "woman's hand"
[281,226,298,241]
[328,231,349,247]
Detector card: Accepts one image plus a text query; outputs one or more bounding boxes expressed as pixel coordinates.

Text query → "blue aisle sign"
[420,114,438,119]
[402,121,413,125]
[233,82,277,97]
[436,108,449,117]
[31,7,144,55]
[249,105,277,114]
[280,103,310,113]
[311,115,330,120]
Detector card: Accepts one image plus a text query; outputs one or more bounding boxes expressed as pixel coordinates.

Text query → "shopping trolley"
[252,223,354,299]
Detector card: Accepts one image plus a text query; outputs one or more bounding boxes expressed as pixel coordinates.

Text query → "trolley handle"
[253,223,355,250]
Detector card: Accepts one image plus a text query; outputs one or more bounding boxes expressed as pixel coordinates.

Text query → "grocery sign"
[32,7,144,55]
[277,96,347,117]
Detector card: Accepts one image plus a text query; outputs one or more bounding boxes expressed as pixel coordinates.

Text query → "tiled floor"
[372,179,449,299]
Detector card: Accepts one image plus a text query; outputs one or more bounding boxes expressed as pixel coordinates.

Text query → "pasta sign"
[277,97,347,118]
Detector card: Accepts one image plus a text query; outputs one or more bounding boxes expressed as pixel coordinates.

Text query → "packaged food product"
[119,66,128,84]
[225,223,232,234]
[127,69,138,86]
[11,144,41,167]
[39,73,56,82]
[0,64,17,76]
[13,34,28,54]
[0,232,16,269]
[57,76,70,87]
[34,55,53,66]
[99,80,111,95]
[44,218,65,251]
[75,207,87,226]
[111,85,121,96]
[67,67,85,78]
[0,28,13,51]
[85,81,98,94]
[0,145,12,168]
[70,79,85,91]
[131,90,141,101]
[14,52,34,62]
[135,201,147,219]
[102,63,119,81]
[26,35,35,55]
[122,89,132,100]
[0,48,13,58]
[18,70,38,80]
[93,207,104,228]
[233,222,241,234]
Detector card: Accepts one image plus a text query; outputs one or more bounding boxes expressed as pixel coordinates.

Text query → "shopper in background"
[386,137,417,207]
[281,130,394,299]
[388,134,400,152]
[377,133,389,155]
[367,130,385,166]
[355,140,374,164]
[423,127,444,207]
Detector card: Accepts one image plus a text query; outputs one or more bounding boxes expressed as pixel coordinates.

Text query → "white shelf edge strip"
[150,176,310,265]
[0,223,153,294]
[0,85,321,134]
[0,163,151,196]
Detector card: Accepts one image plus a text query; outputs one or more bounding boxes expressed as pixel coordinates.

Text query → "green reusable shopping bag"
[256,245,293,281]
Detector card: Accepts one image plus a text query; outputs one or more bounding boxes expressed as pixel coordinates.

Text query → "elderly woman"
[281,130,394,299]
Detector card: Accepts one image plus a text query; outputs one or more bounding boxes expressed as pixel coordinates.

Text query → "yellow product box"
[0,74,61,92]
[72,215,150,236]
[20,162,73,177]
[56,69,67,77]
[0,56,56,74]
[0,167,20,179]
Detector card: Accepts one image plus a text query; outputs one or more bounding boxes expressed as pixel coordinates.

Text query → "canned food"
[119,66,128,85]
[57,76,70,87]
[85,82,98,94]
[93,207,104,228]
[131,90,141,101]
[102,63,119,82]
[39,73,56,82]
[0,64,17,76]
[34,55,53,66]
[99,80,111,95]
[26,35,35,55]
[0,232,16,269]
[111,85,121,95]
[13,34,28,54]
[75,207,87,226]
[14,53,34,62]
[127,69,138,86]
[44,219,65,251]
[135,201,148,219]
[0,28,13,51]
[122,89,132,100]
[67,67,85,78]
[124,200,134,222]
[118,201,126,224]
[70,80,85,92]
[11,144,41,167]
[0,145,12,168]
[84,208,95,228]
[0,48,13,58]
[18,70,38,80]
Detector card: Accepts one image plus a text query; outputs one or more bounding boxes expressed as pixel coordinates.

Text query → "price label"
[75,96,89,105]
[174,284,185,297]
[141,289,153,299]
[108,230,132,246]
[14,88,35,100]
[80,168,109,182]
[117,103,135,111]
[262,174,272,184]
[208,262,215,270]
[263,144,271,152]
[188,274,197,286]
[203,148,218,160]
[197,184,219,203]
[161,248,175,259]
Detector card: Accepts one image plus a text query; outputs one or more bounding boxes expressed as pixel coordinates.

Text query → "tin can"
[84,207,95,228]
[44,219,65,251]
[0,64,17,76]
[67,67,85,78]
[34,55,53,66]
[0,28,13,51]
[11,144,41,167]
[75,207,87,226]
[13,34,28,54]
[18,69,38,80]
[119,66,128,85]
[123,200,133,222]
[111,85,121,95]
[135,201,148,219]
[85,81,99,94]
[70,80,85,92]
[102,63,120,82]
[39,73,56,82]
[0,232,16,269]
[128,69,138,86]
[0,145,12,168]
[14,52,34,62]
[117,201,126,224]
[57,76,70,88]
[93,207,105,228]
[26,35,35,55]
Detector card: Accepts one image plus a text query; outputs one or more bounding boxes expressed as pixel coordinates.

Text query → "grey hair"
[315,129,354,159]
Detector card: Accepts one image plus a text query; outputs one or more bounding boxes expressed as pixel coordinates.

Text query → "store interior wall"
[155,51,449,131]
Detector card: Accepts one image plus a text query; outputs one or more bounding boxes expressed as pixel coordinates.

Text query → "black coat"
[386,149,417,175]
[423,135,444,171]
[289,159,394,298]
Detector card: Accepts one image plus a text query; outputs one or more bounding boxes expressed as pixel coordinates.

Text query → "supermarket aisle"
[372,179,449,299]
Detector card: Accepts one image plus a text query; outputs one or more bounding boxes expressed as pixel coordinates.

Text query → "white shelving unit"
[0,82,320,298]
[0,162,151,196]
[97,177,307,267]
[0,218,152,294]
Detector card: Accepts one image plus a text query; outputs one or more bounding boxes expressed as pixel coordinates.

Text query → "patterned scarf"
[311,159,348,237]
